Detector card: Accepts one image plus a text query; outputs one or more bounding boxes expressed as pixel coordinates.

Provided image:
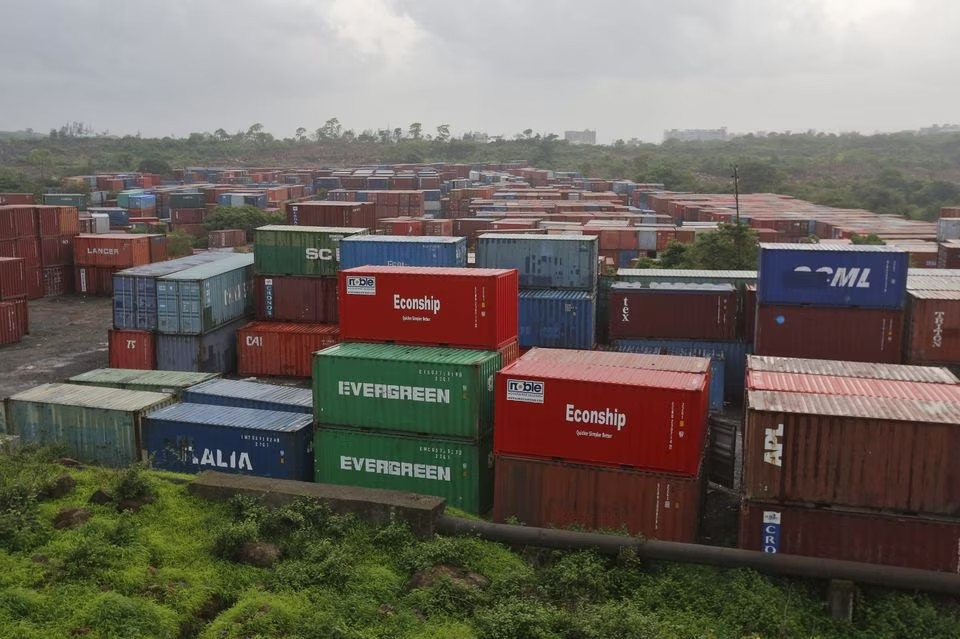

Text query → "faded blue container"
[757,243,908,309]
[127,194,156,210]
[422,189,441,201]
[89,207,129,227]
[155,317,247,373]
[614,343,725,412]
[156,254,254,334]
[476,234,598,290]
[143,403,313,480]
[366,177,390,189]
[617,250,640,267]
[168,192,204,209]
[339,236,467,269]
[519,290,596,349]
[181,378,312,414]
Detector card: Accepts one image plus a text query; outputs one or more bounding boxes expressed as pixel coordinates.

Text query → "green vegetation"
[656,223,759,270]
[202,205,284,240]
[1,447,959,638]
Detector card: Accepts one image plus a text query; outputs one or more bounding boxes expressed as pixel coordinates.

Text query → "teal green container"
[254,225,368,276]
[314,426,493,514]
[42,193,87,211]
[5,383,175,467]
[67,369,220,396]
[156,253,254,334]
[168,192,204,209]
[313,343,500,439]
[117,189,146,208]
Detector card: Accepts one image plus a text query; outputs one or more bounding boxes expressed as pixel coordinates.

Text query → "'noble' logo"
[506,379,544,404]
[792,266,872,288]
[763,423,784,467]
[346,276,376,295]
[305,247,334,260]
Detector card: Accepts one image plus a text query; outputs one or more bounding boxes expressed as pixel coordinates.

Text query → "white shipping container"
[937,218,960,242]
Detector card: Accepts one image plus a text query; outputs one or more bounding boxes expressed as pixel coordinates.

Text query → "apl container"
[156,253,253,334]
[746,370,960,402]
[155,317,246,373]
[339,235,467,269]
[237,321,340,378]
[108,329,155,369]
[518,290,596,349]
[254,225,368,276]
[906,290,960,365]
[338,266,518,349]
[181,378,312,414]
[609,283,738,340]
[313,343,500,438]
[68,369,219,395]
[254,275,338,324]
[756,244,908,308]
[475,234,598,290]
[314,426,493,515]
[144,403,313,480]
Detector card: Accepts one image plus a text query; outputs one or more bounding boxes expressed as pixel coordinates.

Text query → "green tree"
[295,127,307,142]
[408,122,422,140]
[203,205,284,240]
[659,240,691,267]
[436,124,451,142]
[393,127,403,142]
[213,128,229,141]
[165,230,195,257]
[28,149,54,180]
[246,123,264,141]
[683,223,759,269]
[849,232,886,245]
[137,158,172,176]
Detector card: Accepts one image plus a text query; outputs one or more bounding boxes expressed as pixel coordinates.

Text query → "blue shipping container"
[90,207,130,227]
[181,378,312,414]
[127,194,157,209]
[155,317,247,373]
[614,343,724,412]
[422,189,442,202]
[143,403,313,480]
[339,236,467,269]
[519,290,596,349]
[476,234,598,290]
[757,244,908,309]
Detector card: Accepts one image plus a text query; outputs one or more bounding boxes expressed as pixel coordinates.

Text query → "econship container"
[743,389,960,515]
[156,254,254,334]
[108,329,155,369]
[253,225,368,277]
[68,369,219,395]
[755,305,903,363]
[494,358,709,475]
[476,234,598,290]
[143,403,313,480]
[338,266,518,349]
[339,235,467,269]
[746,370,960,402]
[73,234,152,268]
[155,317,246,373]
[738,501,960,573]
[5,383,174,467]
[906,290,960,364]
[493,454,702,541]
[609,283,738,340]
[745,354,959,383]
[518,290,596,349]
[237,321,340,378]
[314,426,493,515]
[254,275,337,324]
[756,244,908,308]
[0,257,27,300]
[181,378,312,414]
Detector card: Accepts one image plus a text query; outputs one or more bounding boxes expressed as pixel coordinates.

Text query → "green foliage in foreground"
[653,223,760,270]
[1,447,959,638]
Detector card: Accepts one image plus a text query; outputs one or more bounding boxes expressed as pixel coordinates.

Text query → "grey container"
[181,378,312,414]
[476,234,598,290]
[156,317,248,373]
[156,253,254,334]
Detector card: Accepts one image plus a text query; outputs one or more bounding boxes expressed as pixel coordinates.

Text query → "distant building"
[663,127,728,142]
[564,129,597,145]
[919,124,960,136]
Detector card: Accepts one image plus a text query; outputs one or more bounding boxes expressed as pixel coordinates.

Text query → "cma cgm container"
[155,317,246,373]
[476,234,598,290]
[338,266,518,349]
[339,235,467,269]
[745,354,959,384]
[755,305,903,363]
[518,289,596,349]
[756,244,908,308]
[313,343,500,438]
[237,321,340,378]
[5,383,174,467]
[906,290,960,365]
[493,454,702,541]
[743,389,960,515]
[254,225,368,277]
[181,378,312,414]
[609,283,738,340]
[254,275,337,324]
[73,234,152,268]
[108,329,155,370]
[314,426,492,514]
[494,358,709,475]
[156,254,254,334]
[68,369,219,395]
[143,403,313,480]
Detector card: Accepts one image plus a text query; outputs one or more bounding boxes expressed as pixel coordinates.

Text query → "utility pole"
[733,165,742,267]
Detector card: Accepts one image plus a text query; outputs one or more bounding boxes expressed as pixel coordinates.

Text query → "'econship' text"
[565,404,627,430]
[338,381,450,404]
[393,294,440,314]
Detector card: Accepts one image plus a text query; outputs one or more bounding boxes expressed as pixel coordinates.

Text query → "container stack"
[0,256,28,344]
[0,204,79,298]
[476,234,598,350]
[740,354,960,573]
[902,272,960,365]
[74,233,161,296]
[169,192,207,238]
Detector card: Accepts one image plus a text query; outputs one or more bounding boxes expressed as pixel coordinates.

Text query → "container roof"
[746,355,958,384]
[759,243,906,253]
[146,403,312,431]
[9,383,172,411]
[340,235,464,244]
[747,389,960,424]
[185,379,312,409]
[317,342,499,365]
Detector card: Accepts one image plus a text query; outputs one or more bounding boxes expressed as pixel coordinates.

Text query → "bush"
[111,465,152,502]
[74,591,178,639]
[0,485,49,552]
[473,599,565,639]
[541,550,611,605]
[202,205,284,240]
[211,519,260,562]
[165,230,195,258]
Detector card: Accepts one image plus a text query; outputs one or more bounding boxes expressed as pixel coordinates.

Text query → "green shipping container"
[168,192,205,209]
[68,369,220,396]
[116,190,146,208]
[42,193,87,211]
[315,426,493,514]
[254,225,368,276]
[313,343,500,439]
[5,383,175,467]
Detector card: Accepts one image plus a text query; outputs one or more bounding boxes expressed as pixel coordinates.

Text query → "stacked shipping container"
[1,204,79,299]
[0,256,29,344]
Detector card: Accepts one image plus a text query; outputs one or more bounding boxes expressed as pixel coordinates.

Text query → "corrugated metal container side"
[181,378,312,414]
[74,265,118,296]
[39,236,74,267]
[314,426,493,515]
[755,305,903,363]
[613,344,724,412]
[617,269,756,287]
[208,229,246,249]
[745,354,959,383]
[0,256,27,300]
[156,254,254,334]
[493,454,703,541]
[906,290,960,364]
[0,301,24,345]
[254,275,338,324]
[518,289,596,349]
[68,369,219,395]
[739,501,960,573]
[475,234,598,290]
[744,389,960,515]
[42,266,73,297]
[339,235,467,269]
[108,329,155,370]
[756,244,908,308]
[743,283,756,342]
[6,383,174,467]
[155,317,246,373]
[73,234,152,268]
[237,321,340,378]
[143,403,313,480]
[314,343,500,438]
[338,266,519,350]
[254,225,369,276]
[494,359,709,475]
[609,283,738,340]
[746,370,960,403]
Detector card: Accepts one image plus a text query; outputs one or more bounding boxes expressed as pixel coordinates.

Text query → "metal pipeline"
[436,515,960,596]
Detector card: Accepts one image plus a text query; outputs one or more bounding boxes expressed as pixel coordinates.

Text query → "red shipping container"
[25,267,43,299]
[0,193,35,206]
[40,236,74,267]
[42,266,73,297]
[0,205,36,239]
[494,358,709,475]
[74,265,117,296]
[424,219,453,236]
[73,234,152,268]
[743,283,756,342]
[739,500,960,573]
[453,218,498,242]
[338,266,518,350]
[0,237,40,266]
[286,201,377,229]
[377,218,425,236]
[148,235,168,263]
[498,340,520,368]
[108,329,155,369]
[0,300,25,345]
[906,290,960,364]
[8,297,28,335]
[609,284,738,340]
[237,321,340,377]
[171,208,206,224]
[494,454,703,541]
[0,256,27,300]
[208,229,246,249]
[755,304,903,364]
[746,370,960,403]
[254,275,338,324]
[35,205,79,236]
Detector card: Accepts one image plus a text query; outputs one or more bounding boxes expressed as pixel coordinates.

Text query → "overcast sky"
[2,0,958,143]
